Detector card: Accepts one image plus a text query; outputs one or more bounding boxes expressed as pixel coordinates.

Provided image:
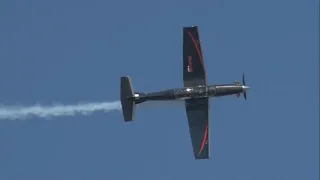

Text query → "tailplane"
[120,76,136,122]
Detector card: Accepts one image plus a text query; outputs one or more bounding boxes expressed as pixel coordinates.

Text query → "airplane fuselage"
[129,84,249,104]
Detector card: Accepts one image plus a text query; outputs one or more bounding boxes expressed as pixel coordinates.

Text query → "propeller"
[242,72,248,100]
[234,73,249,100]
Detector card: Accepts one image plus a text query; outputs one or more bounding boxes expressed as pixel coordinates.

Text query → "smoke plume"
[0,101,121,120]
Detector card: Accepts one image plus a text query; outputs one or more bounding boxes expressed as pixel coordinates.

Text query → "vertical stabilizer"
[120,76,136,121]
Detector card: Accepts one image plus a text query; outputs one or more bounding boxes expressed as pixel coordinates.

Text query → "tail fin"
[120,76,136,122]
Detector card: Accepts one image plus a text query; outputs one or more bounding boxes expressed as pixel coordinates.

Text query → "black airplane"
[120,25,250,160]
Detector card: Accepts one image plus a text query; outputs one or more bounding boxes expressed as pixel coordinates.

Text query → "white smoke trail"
[0,101,121,120]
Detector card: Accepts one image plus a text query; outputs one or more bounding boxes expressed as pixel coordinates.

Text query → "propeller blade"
[242,72,246,86]
[242,72,247,100]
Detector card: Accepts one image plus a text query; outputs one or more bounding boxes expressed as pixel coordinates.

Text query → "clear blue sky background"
[0,0,318,179]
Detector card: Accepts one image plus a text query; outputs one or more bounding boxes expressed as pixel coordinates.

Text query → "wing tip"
[195,155,210,160]
[183,25,198,30]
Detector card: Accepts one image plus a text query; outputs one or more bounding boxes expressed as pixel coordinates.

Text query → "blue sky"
[0,0,318,179]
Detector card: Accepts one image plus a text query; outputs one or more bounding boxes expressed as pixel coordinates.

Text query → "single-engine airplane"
[120,26,249,159]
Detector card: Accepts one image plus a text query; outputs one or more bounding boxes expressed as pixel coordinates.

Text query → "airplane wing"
[183,26,207,87]
[185,97,209,159]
